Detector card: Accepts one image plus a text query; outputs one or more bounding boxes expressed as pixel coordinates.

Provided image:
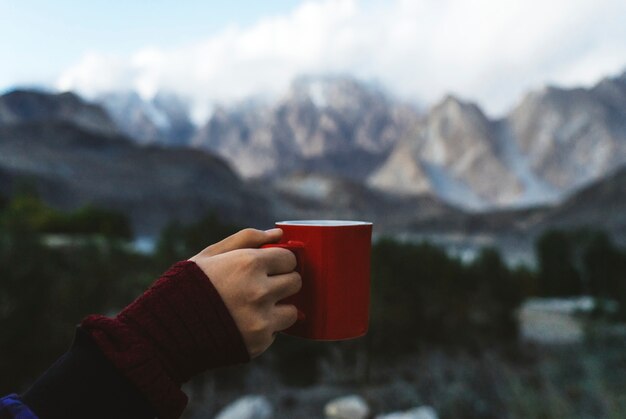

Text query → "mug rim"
[276,220,372,227]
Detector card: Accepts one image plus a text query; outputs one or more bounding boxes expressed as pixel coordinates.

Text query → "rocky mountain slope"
[373,72,626,209]
[509,75,626,193]
[535,165,626,237]
[190,76,417,180]
[0,120,271,235]
[96,91,195,146]
[0,89,118,136]
[369,96,525,209]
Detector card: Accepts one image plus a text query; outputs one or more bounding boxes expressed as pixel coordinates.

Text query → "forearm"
[10,261,249,419]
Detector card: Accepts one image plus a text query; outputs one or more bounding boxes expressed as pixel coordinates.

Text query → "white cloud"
[56,0,626,120]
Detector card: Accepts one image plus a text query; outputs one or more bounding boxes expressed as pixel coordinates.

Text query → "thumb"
[199,228,283,257]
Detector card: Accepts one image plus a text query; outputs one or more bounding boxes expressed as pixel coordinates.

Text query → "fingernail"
[265,228,282,235]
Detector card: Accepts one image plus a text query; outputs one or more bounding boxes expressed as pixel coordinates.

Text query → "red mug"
[263,220,372,340]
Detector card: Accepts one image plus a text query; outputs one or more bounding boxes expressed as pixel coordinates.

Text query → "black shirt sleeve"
[21,327,156,419]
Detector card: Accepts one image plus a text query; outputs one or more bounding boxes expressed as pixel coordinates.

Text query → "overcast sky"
[3,0,626,119]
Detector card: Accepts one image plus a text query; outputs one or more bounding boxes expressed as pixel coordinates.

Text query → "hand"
[189,228,302,358]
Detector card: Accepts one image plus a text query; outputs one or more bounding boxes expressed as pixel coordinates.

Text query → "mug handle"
[261,240,306,323]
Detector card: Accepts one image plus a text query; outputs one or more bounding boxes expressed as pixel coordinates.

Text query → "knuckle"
[284,250,297,270]
[285,305,298,323]
[249,317,270,334]
[241,250,262,270]
[291,272,302,291]
[240,228,260,242]
[248,283,270,303]
[203,244,218,256]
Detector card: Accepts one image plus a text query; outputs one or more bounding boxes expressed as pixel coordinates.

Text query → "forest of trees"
[536,230,626,318]
[1,191,625,395]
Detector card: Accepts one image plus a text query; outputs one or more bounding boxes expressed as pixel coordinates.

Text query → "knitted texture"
[82,261,250,419]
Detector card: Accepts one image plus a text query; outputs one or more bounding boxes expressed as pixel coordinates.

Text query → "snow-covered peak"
[96,90,194,145]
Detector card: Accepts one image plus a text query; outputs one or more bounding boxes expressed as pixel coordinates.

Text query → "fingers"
[202,228,283,257]
[260,247,297,275]
[272,304,299,332]
[267,271,302,301]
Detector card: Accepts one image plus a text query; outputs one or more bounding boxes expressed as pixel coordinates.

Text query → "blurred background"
[2,0,626,417]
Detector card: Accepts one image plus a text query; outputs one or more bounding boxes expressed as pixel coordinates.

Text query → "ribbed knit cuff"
[82,261,250,419]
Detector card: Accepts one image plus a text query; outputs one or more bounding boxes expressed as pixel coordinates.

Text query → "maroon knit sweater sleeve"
[81,261,250,419]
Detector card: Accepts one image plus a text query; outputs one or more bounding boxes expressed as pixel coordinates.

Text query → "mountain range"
[2,70,626,244]
[92,71,626,211]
